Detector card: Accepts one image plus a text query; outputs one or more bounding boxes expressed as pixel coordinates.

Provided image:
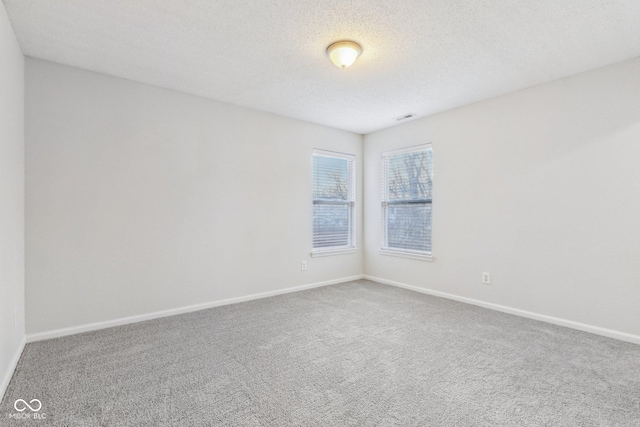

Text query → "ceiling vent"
[394,113,417,122]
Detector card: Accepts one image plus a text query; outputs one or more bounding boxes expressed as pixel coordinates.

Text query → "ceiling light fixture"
[326,41,362,69]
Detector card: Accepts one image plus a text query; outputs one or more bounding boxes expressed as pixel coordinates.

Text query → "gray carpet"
[2,280,639,426]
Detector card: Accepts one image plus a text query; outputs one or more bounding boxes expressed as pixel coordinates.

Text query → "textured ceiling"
[5,0,640,134]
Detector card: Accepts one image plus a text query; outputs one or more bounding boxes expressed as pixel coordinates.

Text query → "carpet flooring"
[2,279,639,426]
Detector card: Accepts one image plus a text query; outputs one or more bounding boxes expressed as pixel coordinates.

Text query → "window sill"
[379,248,433,262]
[311,248,358,257]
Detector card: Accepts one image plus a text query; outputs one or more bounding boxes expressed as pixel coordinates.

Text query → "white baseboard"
[364,275,640,345]
[1,336,26,403]
[26,275,364,343]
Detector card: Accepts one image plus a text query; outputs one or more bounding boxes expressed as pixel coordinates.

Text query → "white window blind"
[381,145,433,256]
[313,150,355,251]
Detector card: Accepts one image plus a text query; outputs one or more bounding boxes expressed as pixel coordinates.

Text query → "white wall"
[24,54,640,341]
[26,58,363,335]
[0,4,25,399]
[364,57,640,338]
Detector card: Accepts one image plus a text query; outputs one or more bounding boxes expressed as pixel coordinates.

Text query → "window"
[381,144,433,260]
[312,150,356,255]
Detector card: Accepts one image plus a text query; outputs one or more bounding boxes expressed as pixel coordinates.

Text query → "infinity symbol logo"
[14,399,42,412]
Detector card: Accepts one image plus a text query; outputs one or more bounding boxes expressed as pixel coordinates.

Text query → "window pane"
[313,151,355,251]
[386,203,432,252]
[387,150,433,202]
[382,145,433,254]
[313,155,349,201]
[313,204,350,248]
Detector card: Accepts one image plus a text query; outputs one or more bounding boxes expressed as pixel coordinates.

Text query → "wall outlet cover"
[482,272,491,284]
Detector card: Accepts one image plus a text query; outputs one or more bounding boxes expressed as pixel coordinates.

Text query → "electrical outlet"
[301,261,307,271]
[482,272,491,285]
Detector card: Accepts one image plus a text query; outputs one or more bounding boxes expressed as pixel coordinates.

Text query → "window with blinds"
[312,150,355,252]
[381,144,433,257]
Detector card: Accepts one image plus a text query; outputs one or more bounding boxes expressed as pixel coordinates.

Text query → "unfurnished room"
[1,1,639,426]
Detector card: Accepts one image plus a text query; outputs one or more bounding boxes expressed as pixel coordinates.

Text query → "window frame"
[380,144,433,262]
[311,149,357,257]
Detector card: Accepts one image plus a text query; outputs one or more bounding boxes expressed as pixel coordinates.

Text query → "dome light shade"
[326,41,362,69]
